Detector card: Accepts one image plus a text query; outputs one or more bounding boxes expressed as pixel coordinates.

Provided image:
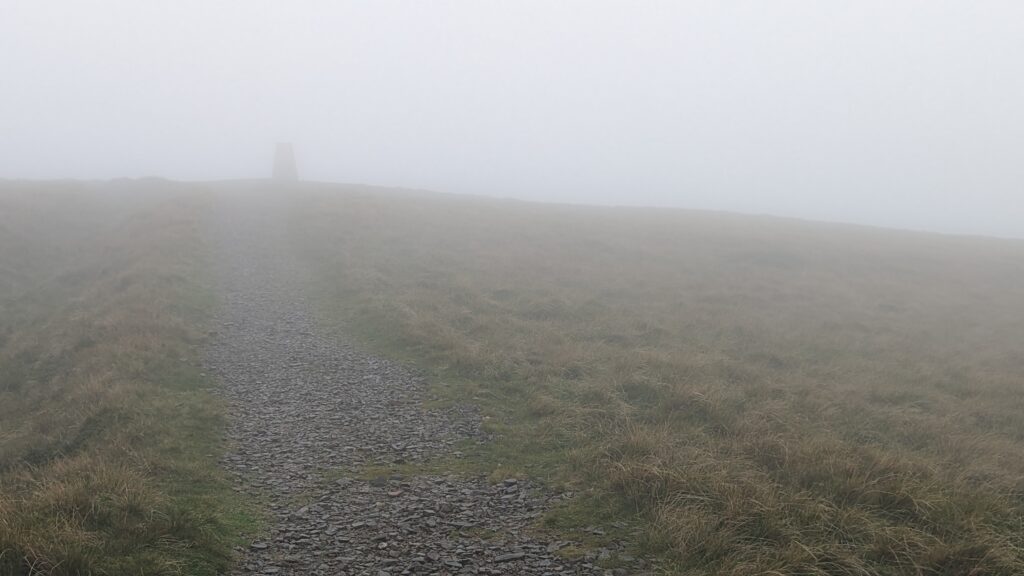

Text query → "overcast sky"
[3,1,1023,238]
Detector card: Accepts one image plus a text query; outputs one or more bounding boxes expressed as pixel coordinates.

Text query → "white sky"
[2,1,1023,238]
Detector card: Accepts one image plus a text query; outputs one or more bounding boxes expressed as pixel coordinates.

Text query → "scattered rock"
[205,199,634,575]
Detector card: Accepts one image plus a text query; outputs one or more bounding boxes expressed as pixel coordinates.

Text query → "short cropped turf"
[285,184,1024,575]
[0,180,255,575]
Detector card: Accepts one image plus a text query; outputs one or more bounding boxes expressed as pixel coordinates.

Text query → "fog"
[3,1,1023,238]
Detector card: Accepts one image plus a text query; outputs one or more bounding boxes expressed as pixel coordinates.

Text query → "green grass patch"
[0,181,259,576]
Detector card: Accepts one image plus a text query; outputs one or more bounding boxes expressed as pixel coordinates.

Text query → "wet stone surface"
[205,197,636,575]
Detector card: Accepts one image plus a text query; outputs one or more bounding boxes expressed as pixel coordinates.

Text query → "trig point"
[272,143,299,182]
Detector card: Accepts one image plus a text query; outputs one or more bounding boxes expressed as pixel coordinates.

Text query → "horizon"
[6,173,1023,243]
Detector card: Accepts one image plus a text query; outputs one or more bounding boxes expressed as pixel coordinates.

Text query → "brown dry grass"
[285,185,1024,575]
[0,180,253,575]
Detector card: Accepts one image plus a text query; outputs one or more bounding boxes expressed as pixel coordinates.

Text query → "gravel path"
[205,194,629,576]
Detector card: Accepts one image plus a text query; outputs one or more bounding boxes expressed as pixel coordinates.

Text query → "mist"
[3,1,1023,238]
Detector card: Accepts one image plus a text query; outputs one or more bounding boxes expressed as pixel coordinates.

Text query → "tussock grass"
[0,181,253,575]
[287,186,1024,574]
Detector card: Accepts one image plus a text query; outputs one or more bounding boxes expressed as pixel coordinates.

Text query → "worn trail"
[205,194,614,576]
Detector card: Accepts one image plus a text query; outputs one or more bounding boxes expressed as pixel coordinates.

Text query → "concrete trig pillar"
[273,143,299,182]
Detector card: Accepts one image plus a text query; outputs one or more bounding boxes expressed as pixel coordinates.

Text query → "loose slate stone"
[204,199,642,575]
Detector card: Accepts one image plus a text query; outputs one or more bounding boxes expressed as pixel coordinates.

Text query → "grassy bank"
[287,185,1024,575]
[0,180,253,575]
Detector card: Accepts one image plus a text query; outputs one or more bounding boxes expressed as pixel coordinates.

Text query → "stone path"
[205,193,633,576]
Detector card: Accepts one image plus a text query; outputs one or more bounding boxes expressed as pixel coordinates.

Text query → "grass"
[5,178,1022,574]
[0,180,257,575]
[283,185,1024,575]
